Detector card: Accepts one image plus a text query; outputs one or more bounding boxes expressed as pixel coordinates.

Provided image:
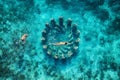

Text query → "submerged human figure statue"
[49,41,71,46]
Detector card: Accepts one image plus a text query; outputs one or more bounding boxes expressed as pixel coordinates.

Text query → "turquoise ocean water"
[0,0,120,80]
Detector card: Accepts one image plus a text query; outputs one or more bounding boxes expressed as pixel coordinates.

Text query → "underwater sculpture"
[41,17,80,59]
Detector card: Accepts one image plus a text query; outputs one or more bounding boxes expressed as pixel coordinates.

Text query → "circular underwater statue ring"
[41,16,80,59]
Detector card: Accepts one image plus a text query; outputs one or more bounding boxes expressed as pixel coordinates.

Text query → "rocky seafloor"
[0,0,120,80]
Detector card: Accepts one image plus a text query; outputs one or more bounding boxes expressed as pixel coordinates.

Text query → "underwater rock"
[41,17,80,59]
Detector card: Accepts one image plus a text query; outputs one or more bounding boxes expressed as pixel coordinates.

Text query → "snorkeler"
[14,33,28,47]
[21,34,28,41]
[18,34,28,44]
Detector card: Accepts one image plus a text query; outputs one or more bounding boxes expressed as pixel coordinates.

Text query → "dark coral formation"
[41,17,80,59]
[108,0,120,14]
[110,17,120,31]
[0,0,38,23]
[106,17,120,34]
[45,0,104,10]
[92,9,109,21]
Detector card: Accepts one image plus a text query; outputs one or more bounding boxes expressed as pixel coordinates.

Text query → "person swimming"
[18,34,28,44]
[21,34,28,41]
[14,33,28,47]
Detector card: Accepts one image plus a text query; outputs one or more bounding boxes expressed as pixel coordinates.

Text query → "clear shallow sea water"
[0,0,120,80]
